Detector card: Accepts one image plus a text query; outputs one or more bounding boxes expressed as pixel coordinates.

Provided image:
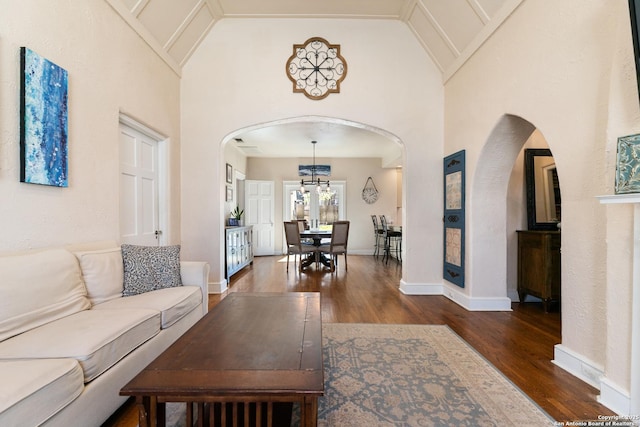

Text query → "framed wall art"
[299,164,330,176]
[226,163,233,184]
[20,47,68,187]
[443,150,466,288]
[616,133,640,194]
[286,37,347,100]
[226,185,233,202]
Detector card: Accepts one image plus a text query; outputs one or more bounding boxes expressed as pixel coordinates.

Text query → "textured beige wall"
[181,18,444,288]
[445,0,637,404]
[0,0,182,251]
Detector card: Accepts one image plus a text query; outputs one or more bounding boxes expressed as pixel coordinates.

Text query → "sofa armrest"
[180,261,210,316]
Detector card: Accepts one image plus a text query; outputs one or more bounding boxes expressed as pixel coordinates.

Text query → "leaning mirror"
[525,149,561,231]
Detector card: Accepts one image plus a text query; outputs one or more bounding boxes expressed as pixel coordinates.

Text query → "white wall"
[0,0,182,252]
[445,0,637,411]
[181,18,444,289]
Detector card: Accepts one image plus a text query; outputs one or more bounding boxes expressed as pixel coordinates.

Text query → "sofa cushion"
[0,309,160,383]
[0,358,83,426]
[0,248,90,342]
[93,286,202,328]
[122,244,182,296]
[74,247,124,305]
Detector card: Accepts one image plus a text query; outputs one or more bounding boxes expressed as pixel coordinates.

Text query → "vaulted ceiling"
[106,0,523,81]
[105,0,524,162]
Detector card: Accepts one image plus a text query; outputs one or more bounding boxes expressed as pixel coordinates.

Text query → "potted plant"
[229,205,244,226]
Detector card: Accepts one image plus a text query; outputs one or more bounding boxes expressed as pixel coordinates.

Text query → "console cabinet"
[516,230,561,312]
[226,226,253,280]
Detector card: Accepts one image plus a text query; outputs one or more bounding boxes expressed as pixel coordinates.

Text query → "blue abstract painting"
[20,47,68,187]
[299,165,331,177]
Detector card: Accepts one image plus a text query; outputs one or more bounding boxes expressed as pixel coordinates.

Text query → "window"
[283,181,345,228]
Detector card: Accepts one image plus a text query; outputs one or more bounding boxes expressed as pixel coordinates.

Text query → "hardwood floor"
[103,254,613,426]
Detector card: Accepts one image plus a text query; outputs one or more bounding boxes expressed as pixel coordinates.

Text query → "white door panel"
[246,180,275,256]
[119,122,161,246]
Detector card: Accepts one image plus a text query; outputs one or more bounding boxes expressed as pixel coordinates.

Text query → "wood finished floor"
[103,254,614,426]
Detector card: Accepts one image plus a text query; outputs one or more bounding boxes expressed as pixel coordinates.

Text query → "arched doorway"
[470,114,559,312]
[220,115,406,284]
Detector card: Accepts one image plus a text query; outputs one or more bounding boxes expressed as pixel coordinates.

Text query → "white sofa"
[0,241,210,427]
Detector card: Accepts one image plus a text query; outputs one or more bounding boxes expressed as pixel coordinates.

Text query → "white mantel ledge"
[598,194,640,204]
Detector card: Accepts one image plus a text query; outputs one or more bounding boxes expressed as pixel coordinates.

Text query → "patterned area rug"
[159,323,555,426]
[317,323,555,426]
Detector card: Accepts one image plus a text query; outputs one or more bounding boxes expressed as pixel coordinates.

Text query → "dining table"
[299,229,332,268]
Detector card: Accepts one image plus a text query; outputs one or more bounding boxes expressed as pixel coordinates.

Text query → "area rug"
[315,323,555,426]
[157,323,555,426]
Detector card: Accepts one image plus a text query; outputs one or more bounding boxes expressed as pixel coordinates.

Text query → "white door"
[119,122,162,246]
[245,180,275,255]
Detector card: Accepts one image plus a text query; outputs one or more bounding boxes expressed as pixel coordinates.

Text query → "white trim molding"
[399,280,443,295]
[399,281,512,311]
[208,279,227,294]
[599,377,631,416]
[553,344,603,389]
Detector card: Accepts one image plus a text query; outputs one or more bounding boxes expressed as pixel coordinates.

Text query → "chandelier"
[300,140,330,194]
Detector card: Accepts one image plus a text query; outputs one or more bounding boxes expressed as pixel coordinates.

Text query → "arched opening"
[219,115,406,286]
[470,114,560,315]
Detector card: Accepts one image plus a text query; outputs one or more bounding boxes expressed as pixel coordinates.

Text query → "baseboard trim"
[598,377,631,415]
[351,249,376,255]
[553,346,636,416]
[399,280,443,295]
[399,281,512,311]
[445,286,512,311]
[553,344,603,389]
[208,280,227,294]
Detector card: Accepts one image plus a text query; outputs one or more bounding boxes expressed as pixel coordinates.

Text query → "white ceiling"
[229,119,403,166]
[106,0,523,162]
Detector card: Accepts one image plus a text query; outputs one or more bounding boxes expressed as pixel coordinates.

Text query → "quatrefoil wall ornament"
[286,37,347,100]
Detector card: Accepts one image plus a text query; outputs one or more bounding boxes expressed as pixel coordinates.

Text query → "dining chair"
[380,215,402,264]
[371,215,385,258]
[318,221,350,273]
[284,221,317,272]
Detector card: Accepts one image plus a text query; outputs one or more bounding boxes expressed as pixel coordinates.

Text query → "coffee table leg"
[157,400,166,426]
[302,397,318,427]
[136,396,150,427]
[136,396,164,427]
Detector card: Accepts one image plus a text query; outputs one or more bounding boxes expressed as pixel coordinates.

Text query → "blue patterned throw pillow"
[121,244,182,297]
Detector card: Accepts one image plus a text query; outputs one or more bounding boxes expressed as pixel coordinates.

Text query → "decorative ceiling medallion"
[286,37,347,100]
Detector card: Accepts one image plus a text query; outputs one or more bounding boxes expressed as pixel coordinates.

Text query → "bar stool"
[380,215,402,264]
[371,215,385,258]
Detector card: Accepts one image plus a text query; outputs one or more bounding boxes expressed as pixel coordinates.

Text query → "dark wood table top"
[120,292,323,399]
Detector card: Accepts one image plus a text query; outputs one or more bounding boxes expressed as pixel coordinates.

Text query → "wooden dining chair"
[284,221,317,272]
[318,221,350,273]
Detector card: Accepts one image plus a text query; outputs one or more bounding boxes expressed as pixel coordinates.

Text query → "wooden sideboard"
[516,230,561,312]
[225,226,253,280]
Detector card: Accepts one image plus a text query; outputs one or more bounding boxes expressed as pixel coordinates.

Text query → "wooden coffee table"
[120,292,323,427]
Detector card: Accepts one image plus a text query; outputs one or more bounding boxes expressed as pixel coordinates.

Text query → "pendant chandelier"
[300,140,330,194]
